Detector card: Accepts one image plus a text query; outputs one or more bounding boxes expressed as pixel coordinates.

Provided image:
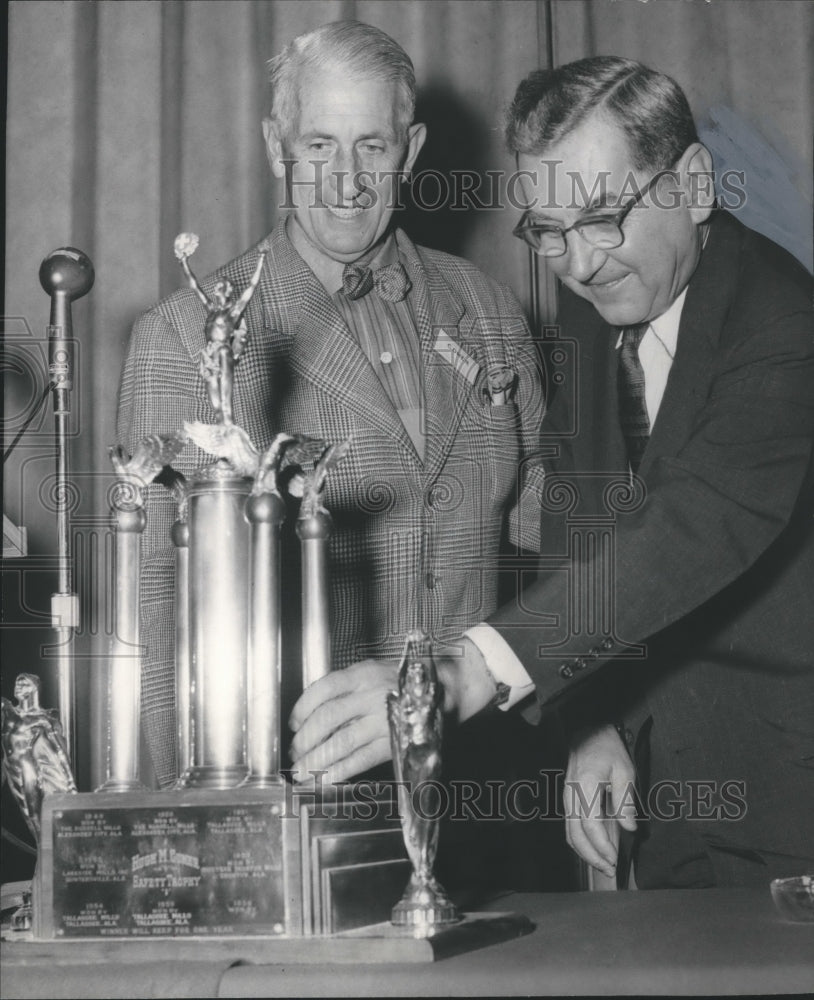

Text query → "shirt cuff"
[465,624,535,711]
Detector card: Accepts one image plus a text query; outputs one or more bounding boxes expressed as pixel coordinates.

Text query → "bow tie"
[342,260,412,302]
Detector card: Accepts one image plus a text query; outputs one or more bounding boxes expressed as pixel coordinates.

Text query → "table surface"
[2,887,813,998]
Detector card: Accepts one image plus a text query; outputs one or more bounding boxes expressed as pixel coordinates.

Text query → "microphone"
[39,248,94,403]
[38,247,95,769]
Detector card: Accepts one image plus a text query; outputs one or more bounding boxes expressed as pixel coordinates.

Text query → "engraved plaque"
[36,790,296,939]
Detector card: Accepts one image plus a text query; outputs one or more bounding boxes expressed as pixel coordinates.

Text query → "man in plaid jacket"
[118,20,544,787]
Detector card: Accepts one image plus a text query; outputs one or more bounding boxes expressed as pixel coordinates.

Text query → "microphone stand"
[38,248,94,769]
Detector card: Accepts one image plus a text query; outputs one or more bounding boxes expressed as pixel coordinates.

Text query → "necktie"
[342,260,412,302]
[617,323,650,474]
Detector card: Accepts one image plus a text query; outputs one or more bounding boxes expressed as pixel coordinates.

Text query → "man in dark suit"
[118,21,543,789]
[297,56,813,889]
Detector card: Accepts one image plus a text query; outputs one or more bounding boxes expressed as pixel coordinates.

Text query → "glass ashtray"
[770,875,814,922]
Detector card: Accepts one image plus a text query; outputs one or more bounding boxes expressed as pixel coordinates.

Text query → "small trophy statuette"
[1,673,77,932]
[387,633,460,936]
[175,231,267,427]
[1,673,77,843]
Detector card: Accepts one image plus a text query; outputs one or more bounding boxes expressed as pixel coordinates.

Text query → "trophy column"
[297,505,333,689]
[243,490,286,786]
[102,435,185,790]
[172,516,191,778]
[97,499,146,792]
[180,469,251,788]
[296,441,350,690]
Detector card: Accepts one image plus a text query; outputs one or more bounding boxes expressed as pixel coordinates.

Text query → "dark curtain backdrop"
[4,0,812,787]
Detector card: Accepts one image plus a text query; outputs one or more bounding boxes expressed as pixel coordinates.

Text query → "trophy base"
[7,911,534,963]
[33,786,410,940]
[177,764,249,789]
[391,874,461,937]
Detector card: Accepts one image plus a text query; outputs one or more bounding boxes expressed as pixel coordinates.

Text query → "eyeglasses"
[513,167,670,257]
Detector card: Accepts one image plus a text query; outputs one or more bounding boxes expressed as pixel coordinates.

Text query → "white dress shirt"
[468,288,689,708]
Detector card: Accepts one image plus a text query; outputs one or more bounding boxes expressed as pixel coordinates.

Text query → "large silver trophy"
[99,234,339,792]
[11,235,533,956]
[26,234,413,943]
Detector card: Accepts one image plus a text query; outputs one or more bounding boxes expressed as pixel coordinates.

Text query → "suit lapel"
[640,216,735,477]
[397,231,473,481]
[548,214,745,535]
[292,293,417,455]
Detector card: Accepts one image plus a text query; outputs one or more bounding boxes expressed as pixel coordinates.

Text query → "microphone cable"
[3,380,53,464]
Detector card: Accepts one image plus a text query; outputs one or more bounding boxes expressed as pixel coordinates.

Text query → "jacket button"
[559,664,573,679]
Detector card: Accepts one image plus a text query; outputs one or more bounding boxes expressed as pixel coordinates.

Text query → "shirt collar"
[649,287,687,359]
[614,286,688,358]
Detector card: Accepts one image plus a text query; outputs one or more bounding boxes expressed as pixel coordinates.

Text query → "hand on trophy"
[287,638,503,784]
[288,659,400,784]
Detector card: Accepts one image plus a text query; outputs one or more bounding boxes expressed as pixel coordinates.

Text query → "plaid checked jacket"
[118,222,544,785]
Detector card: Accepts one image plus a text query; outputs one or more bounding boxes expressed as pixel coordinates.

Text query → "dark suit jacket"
[491,212,814,886]
[118,221,543,786]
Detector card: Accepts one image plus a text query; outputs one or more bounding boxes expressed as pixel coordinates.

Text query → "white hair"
[267,20,416,141]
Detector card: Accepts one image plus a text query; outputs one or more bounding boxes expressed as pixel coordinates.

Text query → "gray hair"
[267,20,416,141]
[506,56,699,171]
